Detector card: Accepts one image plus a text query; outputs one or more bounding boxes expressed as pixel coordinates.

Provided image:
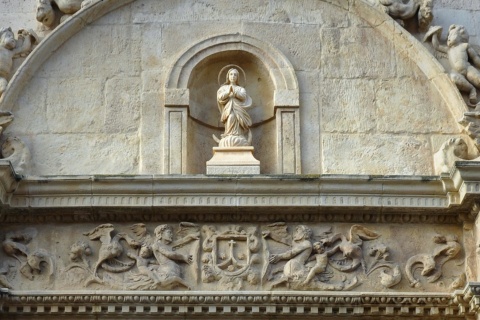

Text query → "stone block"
[104,77,141,133]
[160,21,243,68]
[267,0,349,27]
[165,88,189,107]
[434,0,480,11]
[300,93,320,174]
[95,3,132,25]
[296,71,319,94]
[11,76,48,134]
[432,8,477,38]
[140,23,164,71]
[375,78,461,134]
[30,133,139,175]
[320,79,376,133]
[141,69,166,93]
[140,92,164,174]
[206,147,260,174]
[46,77,105,133]
[321,26,395,79]
[274,89,299,107]
[244,22,322,71]
[322,133,433,175]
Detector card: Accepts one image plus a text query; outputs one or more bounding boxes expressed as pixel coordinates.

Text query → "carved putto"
[36,0,96,29]
[424,25,480,107]
[213,67,254,147]
[378,0,433,31]
[132,223,199,290]
[0,27,38,99]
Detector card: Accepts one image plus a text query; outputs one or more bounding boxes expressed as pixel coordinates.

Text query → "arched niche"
[164,34,301,175]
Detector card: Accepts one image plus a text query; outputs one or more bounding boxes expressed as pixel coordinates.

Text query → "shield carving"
[213,233,251,276]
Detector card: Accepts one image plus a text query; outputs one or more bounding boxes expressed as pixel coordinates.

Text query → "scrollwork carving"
[405,234,462,288]
[2,228,54,283]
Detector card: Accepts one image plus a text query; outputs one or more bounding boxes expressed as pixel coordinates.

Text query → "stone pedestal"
[206,147,260,174]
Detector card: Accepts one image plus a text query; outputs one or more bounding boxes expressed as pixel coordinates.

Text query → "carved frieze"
[0,222,464,293]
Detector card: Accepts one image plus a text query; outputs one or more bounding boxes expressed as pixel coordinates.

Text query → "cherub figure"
[127,245,162,289]
[151,224,196,289]
[302,241,330,285]
[0,28,38,99]
[424,25,480,107]
[379,0,432,31]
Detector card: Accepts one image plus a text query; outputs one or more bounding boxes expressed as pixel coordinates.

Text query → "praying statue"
[215,67,253,147]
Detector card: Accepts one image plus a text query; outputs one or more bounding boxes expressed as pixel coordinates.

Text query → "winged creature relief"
[322,224,381,273]
[82,224,140,286]
[262,223,401,291]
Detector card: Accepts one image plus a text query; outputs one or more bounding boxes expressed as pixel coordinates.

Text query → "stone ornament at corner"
[36,0,98,29]
[433,137,480,174]
[424,25,480,108]
[378,0,433,31]
[0,27,39,100]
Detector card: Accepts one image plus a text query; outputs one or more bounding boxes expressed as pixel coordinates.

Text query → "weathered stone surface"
[322,134,432,175]
[244,22,321,70]
[321,26,396,79]
[320,79,376,133]
[46,77,105,134]
[139,92,163,174]
[29,133,139,175]
[375,78,461,134]
[104,77,141,133]
[300,93,320,174]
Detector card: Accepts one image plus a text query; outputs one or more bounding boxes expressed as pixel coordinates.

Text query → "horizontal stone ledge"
[1,161,480,212]
[0,289,465,317]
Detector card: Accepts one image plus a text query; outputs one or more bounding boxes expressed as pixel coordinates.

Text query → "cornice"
[0,161,479,223]
[0,289,464,318]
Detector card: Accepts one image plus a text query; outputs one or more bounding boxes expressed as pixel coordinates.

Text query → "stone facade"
[1,0,480,319]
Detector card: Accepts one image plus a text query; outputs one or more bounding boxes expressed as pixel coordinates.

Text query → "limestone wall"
[0,0,478,176]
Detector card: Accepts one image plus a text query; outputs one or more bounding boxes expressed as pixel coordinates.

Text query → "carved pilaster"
[163,89,189,174]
